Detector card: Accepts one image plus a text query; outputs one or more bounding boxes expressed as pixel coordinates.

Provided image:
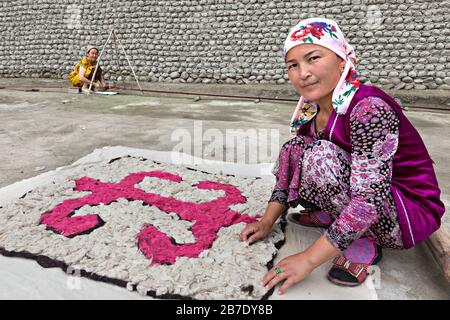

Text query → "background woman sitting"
[68,45,109,94]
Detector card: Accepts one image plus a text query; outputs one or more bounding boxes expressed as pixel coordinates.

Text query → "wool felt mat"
[0,153,284,299]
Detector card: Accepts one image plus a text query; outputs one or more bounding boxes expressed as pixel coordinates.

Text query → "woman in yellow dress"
[68,45,109,94]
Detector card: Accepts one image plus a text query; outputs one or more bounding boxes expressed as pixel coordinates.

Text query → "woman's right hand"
[239,220,272,244]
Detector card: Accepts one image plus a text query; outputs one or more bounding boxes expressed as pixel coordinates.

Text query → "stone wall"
[1,0,449,90]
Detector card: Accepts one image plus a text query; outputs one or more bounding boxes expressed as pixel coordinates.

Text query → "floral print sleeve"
[325,97,400,251]
[269,133,317,206]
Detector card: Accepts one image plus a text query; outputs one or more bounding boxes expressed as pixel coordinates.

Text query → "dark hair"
[87,48,99,54]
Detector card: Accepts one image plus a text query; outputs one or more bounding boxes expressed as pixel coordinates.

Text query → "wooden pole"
[113,30,143,93]
[88,29,114,94]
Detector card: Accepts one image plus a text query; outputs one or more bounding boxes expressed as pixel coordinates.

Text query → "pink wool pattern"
[39,171,257,265]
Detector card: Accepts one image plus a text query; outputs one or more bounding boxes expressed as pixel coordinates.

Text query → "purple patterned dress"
[270,97,404,254]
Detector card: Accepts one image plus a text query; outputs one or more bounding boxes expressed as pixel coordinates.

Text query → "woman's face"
[87,49,99,63]
[285,44,345,104]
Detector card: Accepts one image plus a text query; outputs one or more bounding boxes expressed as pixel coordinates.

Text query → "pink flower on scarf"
[290,22,337,43]
[346,67,360,88]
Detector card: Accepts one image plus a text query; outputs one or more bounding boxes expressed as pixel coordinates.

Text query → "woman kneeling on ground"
[240,18,445,294]
[69,45,109,94]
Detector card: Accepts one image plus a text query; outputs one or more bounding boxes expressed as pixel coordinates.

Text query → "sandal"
[327,241,383,287]
[287,208,332,228]
[327,255,370,287]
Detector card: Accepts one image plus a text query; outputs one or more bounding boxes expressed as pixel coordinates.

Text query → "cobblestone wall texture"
[1,0,449,90]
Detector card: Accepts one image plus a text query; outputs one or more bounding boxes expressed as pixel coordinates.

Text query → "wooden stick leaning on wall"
[114,30,143,92]
[88,29,143,95]
[88,29,114,94]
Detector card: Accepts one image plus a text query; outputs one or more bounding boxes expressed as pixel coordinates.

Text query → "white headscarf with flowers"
[284,18,361,133]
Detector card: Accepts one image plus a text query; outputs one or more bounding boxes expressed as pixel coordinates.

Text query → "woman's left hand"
[262,252,316,295]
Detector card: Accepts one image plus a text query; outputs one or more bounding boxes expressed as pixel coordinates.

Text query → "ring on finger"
[274,266,283,275]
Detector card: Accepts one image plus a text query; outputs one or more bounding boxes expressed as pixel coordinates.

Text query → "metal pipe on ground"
[1,82,450,113]
[0,83,299,103]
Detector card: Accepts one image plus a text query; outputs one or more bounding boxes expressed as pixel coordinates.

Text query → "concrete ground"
[0,79,449,299]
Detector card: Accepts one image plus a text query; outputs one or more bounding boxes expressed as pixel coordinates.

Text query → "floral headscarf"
[284,18,361,133]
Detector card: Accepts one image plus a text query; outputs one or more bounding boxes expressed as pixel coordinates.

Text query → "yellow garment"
[68,57,99,87]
